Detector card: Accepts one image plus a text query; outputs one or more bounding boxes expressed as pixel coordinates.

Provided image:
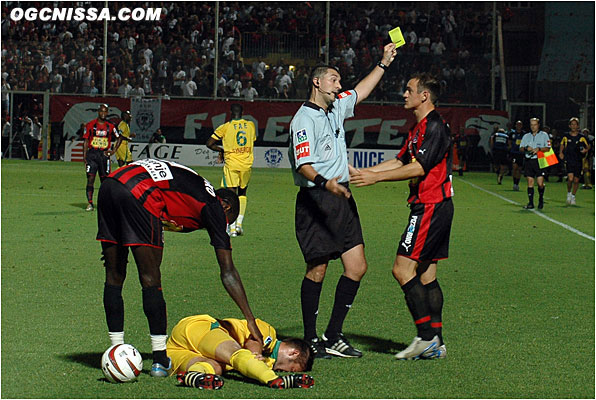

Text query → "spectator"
[241,81,258,101]
[275,68,292,93]
[130,82,145,98]
[182,76,198,97]
[89,80,99,96]
[172,65,186,96]
[118,78,133,98]
[226,73,242,97]
[150,128,166,143]
[263,80,279,99]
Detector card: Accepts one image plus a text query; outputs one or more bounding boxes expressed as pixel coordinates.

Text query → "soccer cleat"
[395,335,440,360]
[307,337,331,359]
[322,333,362,358]
[150,357,172,377]
[235,225,244,236]
[267,374,314,389]
[177,371,224,390]
[570,196,576,205]
[523,203,534,209]
[86,203,94,211]
[513,184,519,191]
[537,201,544,210]
[582,184,592,189]
[421,344,447,360]
[566,193,572,204]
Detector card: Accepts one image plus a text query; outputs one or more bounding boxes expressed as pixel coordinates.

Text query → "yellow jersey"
[212,118,256,170]
[116,120,133,162]
[170,314,279,370]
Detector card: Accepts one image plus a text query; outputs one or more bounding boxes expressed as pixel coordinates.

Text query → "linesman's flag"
[537,148,559,169]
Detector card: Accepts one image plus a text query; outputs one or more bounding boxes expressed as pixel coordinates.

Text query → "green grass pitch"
[1,159,594,398]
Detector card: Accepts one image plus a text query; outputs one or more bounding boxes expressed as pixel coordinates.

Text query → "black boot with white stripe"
[321,333,362,358]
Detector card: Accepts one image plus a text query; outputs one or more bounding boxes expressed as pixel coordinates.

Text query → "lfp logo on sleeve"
[295,129,310,160]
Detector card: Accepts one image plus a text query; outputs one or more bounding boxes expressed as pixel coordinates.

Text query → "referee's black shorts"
[523,158,545,178]
[96,178,164,248]
[397,198,453,262]
[295,184,364,265]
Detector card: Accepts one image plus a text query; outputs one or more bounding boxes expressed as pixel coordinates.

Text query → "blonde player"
[167,314,314,390]
[115,110,136,167]
[207,104,256,237]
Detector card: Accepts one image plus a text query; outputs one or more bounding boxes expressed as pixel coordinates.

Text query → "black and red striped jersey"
[107,159,231,250]
[84,118,119,150]
[397,110,453,204]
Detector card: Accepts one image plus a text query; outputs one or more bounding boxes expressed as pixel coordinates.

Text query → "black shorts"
[565,161,582,177]
[493,150,509,165]
[86,148,111,177]
[295,184,364,264]
[397,198,453,262]
[97,178,164,248]
[511,154,524,165]
[523,158,545,178]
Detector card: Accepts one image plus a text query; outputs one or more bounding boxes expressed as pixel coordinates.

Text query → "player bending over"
[168,314,314,390]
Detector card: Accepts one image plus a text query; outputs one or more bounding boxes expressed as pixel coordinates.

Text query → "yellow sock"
[238,196,247,225]
[229,348,277,384]
[584,171,591,186]
[188,361,215,374]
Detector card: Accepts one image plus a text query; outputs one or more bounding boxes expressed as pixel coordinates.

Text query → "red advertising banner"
[51,95,508,151]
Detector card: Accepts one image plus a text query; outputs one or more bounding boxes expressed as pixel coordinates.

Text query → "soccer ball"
[101,344,143,383]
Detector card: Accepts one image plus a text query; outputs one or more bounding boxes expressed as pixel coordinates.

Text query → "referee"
[519,117,550,209]
[288,43,397,359]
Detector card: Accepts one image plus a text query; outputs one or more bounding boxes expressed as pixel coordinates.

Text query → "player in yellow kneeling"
[167,314,314,389]
[207,104,256,237]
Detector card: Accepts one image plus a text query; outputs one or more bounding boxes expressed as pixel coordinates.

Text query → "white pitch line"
[460,179,595,242]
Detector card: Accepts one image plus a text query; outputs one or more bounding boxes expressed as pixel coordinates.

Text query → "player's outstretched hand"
[326,177,351,199]
[267,374,314,389]
[350,169,379,187]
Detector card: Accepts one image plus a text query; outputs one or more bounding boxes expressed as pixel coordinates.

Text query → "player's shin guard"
[229,348,277,384]
[86,184,94,204]
[142,286,168,365]
[104,283,124,334]
[401,276,433,340]
[301,278,322,340]
[325,275,360,339]
[424,280,444,345]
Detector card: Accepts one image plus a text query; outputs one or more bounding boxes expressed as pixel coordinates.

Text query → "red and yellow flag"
[537,148,559,169]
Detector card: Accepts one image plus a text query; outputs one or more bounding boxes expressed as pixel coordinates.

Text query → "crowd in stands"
[2,1,495,108]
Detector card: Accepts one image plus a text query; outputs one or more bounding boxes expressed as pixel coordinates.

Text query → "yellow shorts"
[221,165,251,189]
[167,315,235,375]
[115,142,132,163]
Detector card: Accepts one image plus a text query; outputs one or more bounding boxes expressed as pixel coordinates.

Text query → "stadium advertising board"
[53,95,508,155]
[64,141,399,169]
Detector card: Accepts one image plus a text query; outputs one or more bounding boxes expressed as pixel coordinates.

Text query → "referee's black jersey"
[107,159,231,250]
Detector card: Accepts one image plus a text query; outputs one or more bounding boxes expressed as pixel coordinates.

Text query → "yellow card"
[389,27,406,48]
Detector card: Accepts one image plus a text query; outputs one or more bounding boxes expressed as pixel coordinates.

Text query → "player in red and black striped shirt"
[83,104,122,211]
[351,73,453,360]
[96,159,263,376]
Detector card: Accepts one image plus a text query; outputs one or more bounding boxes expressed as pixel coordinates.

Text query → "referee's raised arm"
[353,43,397,104]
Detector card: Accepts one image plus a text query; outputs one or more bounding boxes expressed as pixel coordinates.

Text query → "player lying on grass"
[168,314,315,390]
